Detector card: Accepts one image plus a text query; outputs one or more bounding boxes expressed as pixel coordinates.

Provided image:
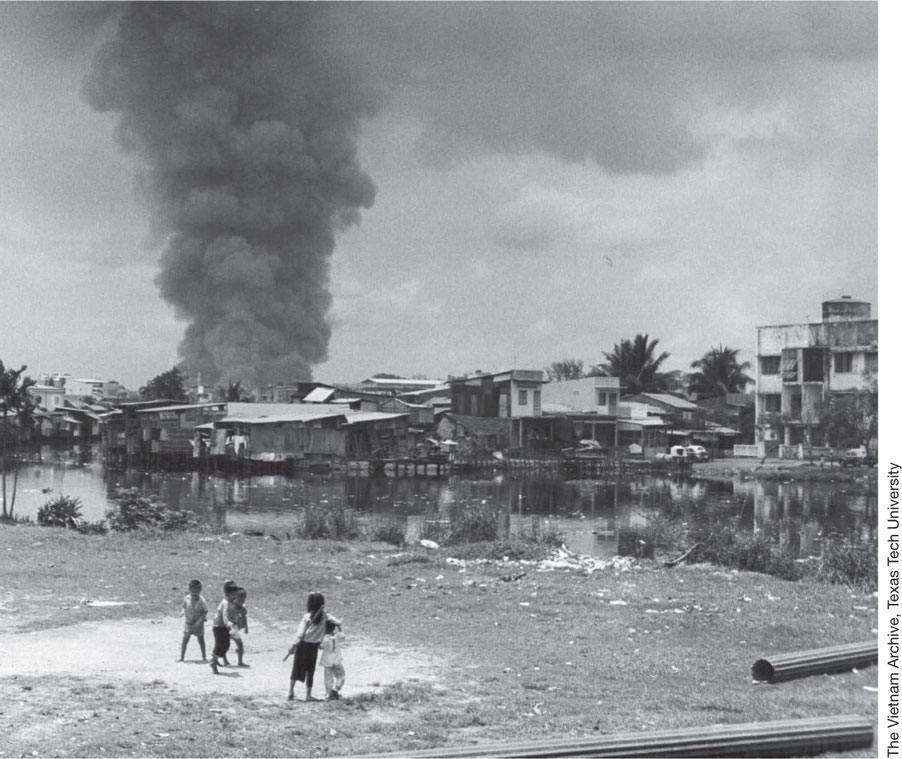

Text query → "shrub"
[617,519,685,560]
[106,488,198,532]
[686,523,802,581]
[295,504,361,540]
[445,505,500,545]
[37,492,84,529]
[367,517,407,546]
[811,535,877,591]
[516,516,565,548]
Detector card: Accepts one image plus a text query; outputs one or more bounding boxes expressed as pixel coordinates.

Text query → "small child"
[286,592,342,701]
[231,587,250,668]
[210,580,239,674]
[179,579,207,662]
[320,619,346,700]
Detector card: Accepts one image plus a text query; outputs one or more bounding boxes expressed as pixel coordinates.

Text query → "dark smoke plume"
[83,3,377,386]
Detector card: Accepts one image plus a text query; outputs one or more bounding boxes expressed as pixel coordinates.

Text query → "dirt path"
[2,617,443,700]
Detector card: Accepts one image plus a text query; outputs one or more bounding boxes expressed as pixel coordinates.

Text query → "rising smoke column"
[83,3,377,386]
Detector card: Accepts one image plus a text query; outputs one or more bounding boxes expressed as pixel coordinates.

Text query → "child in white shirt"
[320,619,346,700]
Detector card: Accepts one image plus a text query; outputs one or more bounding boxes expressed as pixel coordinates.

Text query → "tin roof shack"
[135,402,230,462]
[100,399,186,463]
[343,411,412,459]
[541,376,621,450]
[209,406,348,465]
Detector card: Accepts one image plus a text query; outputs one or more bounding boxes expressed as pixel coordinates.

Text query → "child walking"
[231,587,250,668]
[286,592,341,701]
[179,579,207,661]
[320,619,346,700]
[210,580,239,674]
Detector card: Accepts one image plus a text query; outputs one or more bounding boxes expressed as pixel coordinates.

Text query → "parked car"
[840,447,873,466]
[686,444,709,462]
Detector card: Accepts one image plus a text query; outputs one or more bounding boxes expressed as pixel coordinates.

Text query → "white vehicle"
[686,445,709,462]
[655,445,690,463]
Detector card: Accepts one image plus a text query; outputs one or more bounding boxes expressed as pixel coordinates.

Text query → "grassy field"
[0,524,878,757]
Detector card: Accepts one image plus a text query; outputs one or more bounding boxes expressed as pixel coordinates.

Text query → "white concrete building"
[755,296,877,452]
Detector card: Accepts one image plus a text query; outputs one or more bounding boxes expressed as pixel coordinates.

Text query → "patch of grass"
[809,535,878,591]
[366,517,407,546]
[294,504,362,540]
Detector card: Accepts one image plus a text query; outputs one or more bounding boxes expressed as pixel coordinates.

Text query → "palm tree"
[687,345,754,398]
[591,334,679,395]
[0,362,36,521]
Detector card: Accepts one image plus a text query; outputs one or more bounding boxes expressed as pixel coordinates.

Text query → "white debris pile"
[536,547,634,574]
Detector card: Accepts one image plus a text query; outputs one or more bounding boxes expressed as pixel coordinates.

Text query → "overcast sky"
[0,2,881,390]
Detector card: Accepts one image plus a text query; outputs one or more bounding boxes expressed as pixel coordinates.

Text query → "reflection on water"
[6,460,875,559]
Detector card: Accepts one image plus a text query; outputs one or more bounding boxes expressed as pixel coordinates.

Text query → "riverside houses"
[100,401,416,468]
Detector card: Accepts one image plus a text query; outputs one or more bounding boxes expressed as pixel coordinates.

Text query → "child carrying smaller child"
[210,580,239,674]
[320,619,346,700]
[179,579,207,662]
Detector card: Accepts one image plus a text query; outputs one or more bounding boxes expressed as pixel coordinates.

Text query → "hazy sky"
[0,2,879,390]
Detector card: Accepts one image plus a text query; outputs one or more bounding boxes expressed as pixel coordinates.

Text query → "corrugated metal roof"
[343,411,410,424]
[217,410,346,425]
[135,402,226,414]
[640,393,697,410]
[304,387,336,402]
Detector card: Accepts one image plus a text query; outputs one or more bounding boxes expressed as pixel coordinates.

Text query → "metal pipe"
[751,640,877,683]
[366,715,872,758]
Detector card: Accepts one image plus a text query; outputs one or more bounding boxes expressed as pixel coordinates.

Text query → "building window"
[760,356,781,375]
[834,353,854,374]
[865,353,878,373]
[596,390,607,407]
[518,390,528,406]
[761,394,782,413]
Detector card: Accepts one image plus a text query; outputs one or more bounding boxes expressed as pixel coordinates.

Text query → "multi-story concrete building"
[755,296,877,453]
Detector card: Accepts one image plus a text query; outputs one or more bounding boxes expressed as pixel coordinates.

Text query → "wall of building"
[541,376,619,414]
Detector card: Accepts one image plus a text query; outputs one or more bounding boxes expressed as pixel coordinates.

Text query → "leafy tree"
[687,345,754,398]
[591,334,679,395]
[0,361,37,521]
[139,366,189,402]
[218,381,250,402]
[817,378,878,451]
[545,359,585,382]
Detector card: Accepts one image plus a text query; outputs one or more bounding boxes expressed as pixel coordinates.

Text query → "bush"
[617,519,686,560]
[106,488,198,532]
[295,504,361,540]
[811,535,877,591]
[686,523,802,581]
[36,492,83,529]
[516,516,565,548]
[367,517,407,546]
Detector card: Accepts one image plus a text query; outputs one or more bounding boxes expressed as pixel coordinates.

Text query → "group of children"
[179,580,345,701]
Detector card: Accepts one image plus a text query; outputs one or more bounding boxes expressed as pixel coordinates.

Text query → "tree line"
[544,334,753,398]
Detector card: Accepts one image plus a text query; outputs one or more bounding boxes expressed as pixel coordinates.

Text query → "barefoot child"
[179,579,207,661]
[231,587,250,668]
[321,619,346,700]
[210,580,239,674]
[286,592,341,701]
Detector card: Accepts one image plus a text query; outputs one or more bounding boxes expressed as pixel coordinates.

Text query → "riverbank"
[693,458,878,485]
[0,524,878,757]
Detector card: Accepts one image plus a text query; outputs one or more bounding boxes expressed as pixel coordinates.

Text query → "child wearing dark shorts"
[210,580,239,674]
[286,592,341,701]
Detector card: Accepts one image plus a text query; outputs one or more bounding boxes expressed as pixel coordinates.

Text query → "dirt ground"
[2,614,443,701]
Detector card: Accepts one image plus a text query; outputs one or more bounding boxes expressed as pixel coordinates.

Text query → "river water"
[2,459,875,559]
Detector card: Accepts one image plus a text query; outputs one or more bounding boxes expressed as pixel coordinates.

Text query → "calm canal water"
[3,459,875,559]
